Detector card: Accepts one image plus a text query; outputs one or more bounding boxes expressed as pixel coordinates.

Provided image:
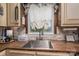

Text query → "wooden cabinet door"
[0,3,7,26]
[36,51,74,56]
[0,50,6,56]
[7,3,21,26]
[6,49,36,56]
[61,3,79,26]
[0,3,21,26]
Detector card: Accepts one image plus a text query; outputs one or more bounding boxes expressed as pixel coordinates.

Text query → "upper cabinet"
[61,3,79,26]
[0,3,21,26]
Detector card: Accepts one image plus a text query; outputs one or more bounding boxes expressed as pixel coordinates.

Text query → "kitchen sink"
[23,40,53,49]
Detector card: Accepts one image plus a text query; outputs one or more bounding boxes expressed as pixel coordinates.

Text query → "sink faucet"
[37,30,44,40]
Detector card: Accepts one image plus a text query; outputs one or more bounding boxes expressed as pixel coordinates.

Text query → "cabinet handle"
[15,5,18,21]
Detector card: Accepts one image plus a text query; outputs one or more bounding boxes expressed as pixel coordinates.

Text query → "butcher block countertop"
[0,40,79,53]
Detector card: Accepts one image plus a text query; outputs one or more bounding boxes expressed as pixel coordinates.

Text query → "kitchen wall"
[0,26,64,41]
[0,3,64,41]
[12,26,64,41]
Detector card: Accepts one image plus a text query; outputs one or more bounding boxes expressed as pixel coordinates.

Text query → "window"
[27,4,54,34]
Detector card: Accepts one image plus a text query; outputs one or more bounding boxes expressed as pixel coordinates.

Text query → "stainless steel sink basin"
[23,40,53,49]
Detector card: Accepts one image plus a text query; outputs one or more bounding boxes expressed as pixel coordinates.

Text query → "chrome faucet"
[38,30,44,40]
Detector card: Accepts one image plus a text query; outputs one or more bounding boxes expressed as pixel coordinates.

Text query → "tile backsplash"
[0,27,64,41]
[13,27,64,41]
[17,34,64,41]
[28,34,64,40]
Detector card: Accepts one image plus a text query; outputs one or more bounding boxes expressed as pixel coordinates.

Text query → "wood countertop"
[0,41,28,52]
[0,40,79,53]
